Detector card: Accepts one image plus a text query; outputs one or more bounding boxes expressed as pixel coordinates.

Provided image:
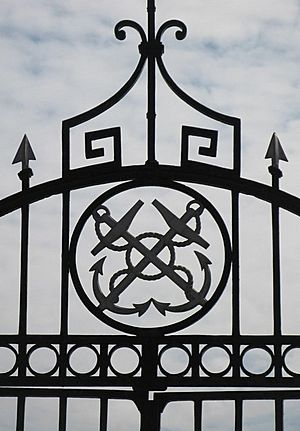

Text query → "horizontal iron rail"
[0,388,298,400]
[1,333,300,388]
[2,377,300,388]
[0,387,139,399]
[155,390,300,402]
[1,334,300,343]
[1,165,300,218]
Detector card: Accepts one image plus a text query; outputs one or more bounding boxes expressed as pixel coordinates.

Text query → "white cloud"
[0,0,300,429]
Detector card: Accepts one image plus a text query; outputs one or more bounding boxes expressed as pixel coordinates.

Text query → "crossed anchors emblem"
[89,199,212,316]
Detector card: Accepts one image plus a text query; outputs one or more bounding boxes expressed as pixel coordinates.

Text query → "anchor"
[90,199,212,315]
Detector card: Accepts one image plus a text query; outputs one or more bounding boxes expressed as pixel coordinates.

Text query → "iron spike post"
[12,134,36,183]
[265,132,288,187]
[12,135,36,378]
[265,132,288,379]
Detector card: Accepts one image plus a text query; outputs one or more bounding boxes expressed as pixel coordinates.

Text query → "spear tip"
[12,134,36,168]
[265,132,288,167]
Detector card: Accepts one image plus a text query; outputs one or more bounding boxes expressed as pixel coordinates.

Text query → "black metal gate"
[1,1,300,430]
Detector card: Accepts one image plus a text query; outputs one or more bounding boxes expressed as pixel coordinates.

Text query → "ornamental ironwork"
[70,182,231,333]
[0,1,300,430]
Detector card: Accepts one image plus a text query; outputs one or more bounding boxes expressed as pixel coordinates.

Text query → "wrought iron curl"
[154,19,239,128]
[114,20,147,45]
[156,20,187,43]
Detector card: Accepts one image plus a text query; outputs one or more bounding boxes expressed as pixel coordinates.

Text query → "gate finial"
[265,132,288,179]
[12,134,36,181]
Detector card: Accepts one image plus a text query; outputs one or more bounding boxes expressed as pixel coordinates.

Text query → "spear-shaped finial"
[265,132,288,168]
[12,134,36,182]
[265,132,288,179]
[13,134,36,169]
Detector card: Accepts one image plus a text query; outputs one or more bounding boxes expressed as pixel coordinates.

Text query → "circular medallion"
[70,181,231,334]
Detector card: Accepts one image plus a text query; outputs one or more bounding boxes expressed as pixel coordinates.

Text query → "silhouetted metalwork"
[1,0,300,430]
[70,183,231,334]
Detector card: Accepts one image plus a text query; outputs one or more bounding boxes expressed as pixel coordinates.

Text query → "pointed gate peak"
[12,134,36,169]
[265,132,288,167]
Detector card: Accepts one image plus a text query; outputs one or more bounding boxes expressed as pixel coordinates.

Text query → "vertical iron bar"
[235,399,243,431]
[232,191,240,379]
[275,399,283,431]
[232,119,241,381]
[138,394,160,431]
[62,122,70,175]
[272,199,281,335]
[60,191,70,336]
[59,396,67,431]
[100,398,108,431]
[18,175,30,378]
[194,401,202,431]
[138,339,160,431]
[61,123,70,381]
[18,178,29,335]
[99,344,109,379]
[146,0,157,164]
[191,343,199,379]
[271,173,282,378]
[16,396,25,431]
[234,119,241,177]
[140,340,159,389]
[60,191,70,380]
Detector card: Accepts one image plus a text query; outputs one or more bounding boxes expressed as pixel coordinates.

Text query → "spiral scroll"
[114,20,147,45]
[156,20,187,43]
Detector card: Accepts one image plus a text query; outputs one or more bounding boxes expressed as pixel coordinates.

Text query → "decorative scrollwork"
[156,19,187,43]
[114,19,147,45]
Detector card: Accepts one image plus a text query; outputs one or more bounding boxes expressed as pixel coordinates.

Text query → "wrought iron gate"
[1,1,300,430]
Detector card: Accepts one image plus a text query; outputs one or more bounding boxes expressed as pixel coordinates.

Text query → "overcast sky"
[1,0,300,430]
